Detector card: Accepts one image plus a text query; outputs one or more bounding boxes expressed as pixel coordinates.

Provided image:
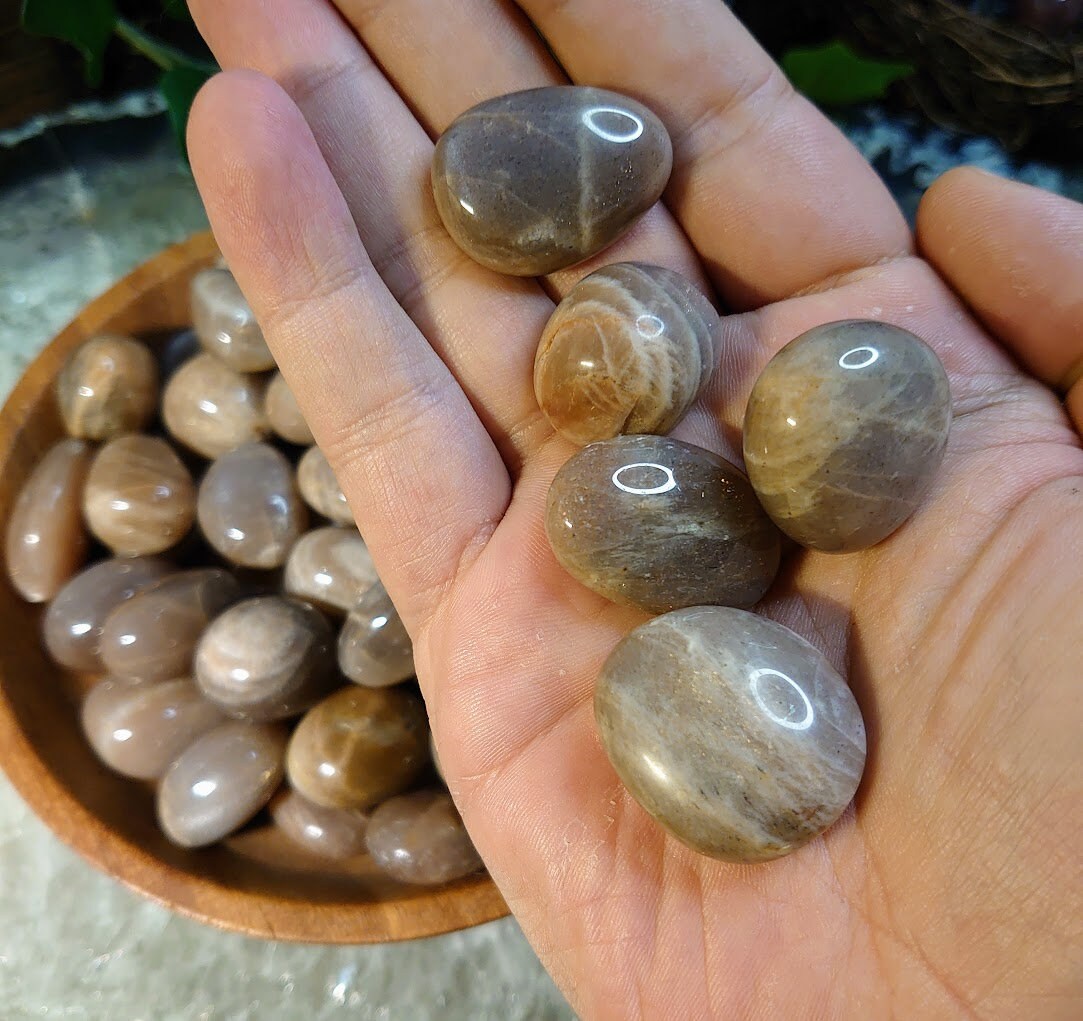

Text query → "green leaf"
[21,0,118,86]
[782,40,913,106]
[160,63,214,160]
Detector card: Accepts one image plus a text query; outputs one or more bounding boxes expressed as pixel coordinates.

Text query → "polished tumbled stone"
[100,568,240,683]
[82,434,196,556]
[81,676,225,780]
[271,789,369,860]
[596,606,867,863]
[432,86,672,276]
[365,790,483,886]
[5,438,92,603]
[157,720,287,848]
[743,320,952,552]
[195,596,337,721]
[337,579,414,688]
[535,263,720,444]
[283,527,377,615]
[546,435,781,612]
[296,445,353,525]
[190,267,276,372]
[265,371,314,446]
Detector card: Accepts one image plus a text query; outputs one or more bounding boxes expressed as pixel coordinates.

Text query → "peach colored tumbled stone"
[264,372,314,446]
[190,267,276,372]
[296,446,353,525]
[271,788,369,860]
[284,527,377,615]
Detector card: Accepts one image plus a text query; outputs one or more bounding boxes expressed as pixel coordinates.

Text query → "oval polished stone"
[197,442,307,568]
[264,371,314,446]
[271,788,368,860]
[744,321,952,552]
[195,596,337,720]
[432,86,673,276]
[286,686,429,810]
[296,446,353,525]
[190,267,276,372]
[546,436,781,613]
[5,438,92,602]
[56,334,158,440]
[535,263,720,444]
[157,720,287,848]
[100,568,241,683]
[596,606,867,863]
[284,527,378,615]
[43,557,171,672]
[366,790,483,886]
[337,580,414,688]
[82,435,196,556]
[162,353,269,459]
[81,676,226,780]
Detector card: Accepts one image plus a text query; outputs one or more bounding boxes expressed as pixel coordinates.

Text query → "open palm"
[186,1,1082,1016]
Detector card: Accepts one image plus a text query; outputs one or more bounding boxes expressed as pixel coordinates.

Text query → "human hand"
[184,1,1082,1016]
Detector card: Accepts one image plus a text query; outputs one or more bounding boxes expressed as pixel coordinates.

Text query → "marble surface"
[0,113,572,1020]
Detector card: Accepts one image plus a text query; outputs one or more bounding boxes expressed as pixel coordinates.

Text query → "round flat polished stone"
[296,446,353,525]
[162,353,269,459]
[265,371,314,446]
[195,596,337,721]
[83,435,196,556]
[596,606,866,863]
[271,789,368,860]
[284,527,377,615]
[432,86,672,276]
[5,438,92,603]
[337,579,414,688]
[535,263,720,444]
[546,435,781,613]
[286,686,429,811]
[190,267,276,372]
[743,320,952,552]
[197,442,307,568]
[81,676,226,780]
[100,568,241,683]
[365,790,483,886]
[43,557,171,672]
[157,720,287,848]
[56,334,158,440]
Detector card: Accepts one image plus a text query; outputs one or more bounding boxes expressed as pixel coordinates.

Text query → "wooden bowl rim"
[0,231,509,944]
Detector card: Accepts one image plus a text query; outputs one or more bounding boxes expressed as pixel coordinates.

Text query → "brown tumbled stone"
[100,568,240,683]
[546,435,781,613]
[5,438,92,602]
[743,320,952,552]
[271,788,369,860]
[286,686,429,811]
[190,267,276,372]
[535,263,720,444]
[365,790,483,886]
[296,446,353,525]
[432,86,672,276]
[284,527,377,615]
[264,371,314,446]
[596,606,867,863]
[337,579,414,688]
[56,334,158,440]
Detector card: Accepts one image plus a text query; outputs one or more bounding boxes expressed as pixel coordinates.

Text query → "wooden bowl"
[0,232,508,943]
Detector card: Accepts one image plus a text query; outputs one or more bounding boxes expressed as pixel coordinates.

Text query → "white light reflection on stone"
[581,106,644,143]
[749,667,814,731]
[612,462,677,496]
[838,346,879,370]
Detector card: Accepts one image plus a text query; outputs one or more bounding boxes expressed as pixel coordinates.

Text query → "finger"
[514,0,912,308]
[188,0,554,468]
[188,71,509,625]
[917,168,1083,393]
[331,0,709,296]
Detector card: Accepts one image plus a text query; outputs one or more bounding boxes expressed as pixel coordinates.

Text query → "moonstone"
[81,676,225,780]
[432,86,673,276]
[56,334,158,440]
[286,686,429,811]
[5,438,92,602]
[195,596,337,720]
[264,371,314,446]
[535,263,720,444]
[157,721,287,847]
[82,435,196,556]
[100,569,241,683]
[43,557,171,672]
[743,320,952,552]
[337,579,414,688]
[162,353,269,459]
[365,790,483,886]
[196,442,307,568]
[596,606,867,863]
[546,435,781,612]
[271,789,368,860]
[190,267,276,372]
[296,446,352,525]
[283,527,378,615]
